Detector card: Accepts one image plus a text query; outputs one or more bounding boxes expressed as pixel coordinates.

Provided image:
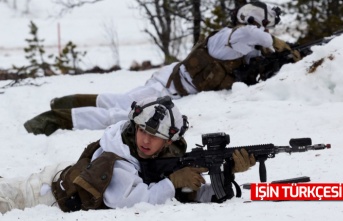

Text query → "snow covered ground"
[1,0,343,220]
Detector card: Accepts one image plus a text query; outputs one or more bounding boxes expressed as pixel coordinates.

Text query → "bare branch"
[53,0,104,16]
[102,20,120,66]
[144,28,164,52]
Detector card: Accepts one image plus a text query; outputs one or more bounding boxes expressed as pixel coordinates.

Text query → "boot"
[23,109,73,136]
[50,94,98,109]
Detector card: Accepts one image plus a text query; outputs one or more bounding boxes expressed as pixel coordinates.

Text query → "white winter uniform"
[0,121,215,214]
[72,25,274,130]
[0,161,72,214]
[92,120,215,208]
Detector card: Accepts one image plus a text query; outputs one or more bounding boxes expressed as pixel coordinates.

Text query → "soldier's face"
[135,126,169,159]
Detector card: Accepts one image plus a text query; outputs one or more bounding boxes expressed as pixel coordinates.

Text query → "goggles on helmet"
[130,96,188,141]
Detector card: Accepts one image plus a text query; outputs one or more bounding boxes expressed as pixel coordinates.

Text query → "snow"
[1,0,343,220]
[0,0,163,70]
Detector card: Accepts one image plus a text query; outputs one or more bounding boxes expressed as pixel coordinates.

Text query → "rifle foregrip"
[259,160,267,182]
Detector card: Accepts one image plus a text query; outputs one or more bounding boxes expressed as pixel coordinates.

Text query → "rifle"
[139,132,330,202]
[235,28,343,85]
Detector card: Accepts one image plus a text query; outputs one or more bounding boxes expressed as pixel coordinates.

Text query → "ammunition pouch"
[52,140,123,212]
[185,50,242,92]
[167,33,243,95]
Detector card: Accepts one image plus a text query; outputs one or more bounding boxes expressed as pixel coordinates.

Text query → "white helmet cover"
[128,96,188,141]
[237,1,281,28]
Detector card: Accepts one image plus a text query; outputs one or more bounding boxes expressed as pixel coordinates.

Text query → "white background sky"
[1,0,343,220]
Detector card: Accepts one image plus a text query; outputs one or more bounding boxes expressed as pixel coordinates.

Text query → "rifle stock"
[139,132,330,201]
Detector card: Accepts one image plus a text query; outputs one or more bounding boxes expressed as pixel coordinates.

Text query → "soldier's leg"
[50,94,98,110]
[75,82,177,130]
[23,109,73,136]
[73,85,163,130]
[0,162,71,214]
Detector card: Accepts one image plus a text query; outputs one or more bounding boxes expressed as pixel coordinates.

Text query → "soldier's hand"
[261,47,274,55]
[232,149,256,173]
[291,49,302,62]
[169,167,208,191]
[272,36,291,52]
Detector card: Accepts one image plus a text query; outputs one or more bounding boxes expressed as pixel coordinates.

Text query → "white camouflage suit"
[72,25,274,130]
[0,120,215,213]
[0,162,71,213]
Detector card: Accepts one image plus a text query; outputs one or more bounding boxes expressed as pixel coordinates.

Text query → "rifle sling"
[233,180,242,197]
[227,25,244,48]
[166,62,190,96]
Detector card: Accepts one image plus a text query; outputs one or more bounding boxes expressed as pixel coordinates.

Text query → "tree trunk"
[192,0,201,44]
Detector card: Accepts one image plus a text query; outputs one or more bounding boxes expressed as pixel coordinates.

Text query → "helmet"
[129,96,188,141]
[236,1,281,28]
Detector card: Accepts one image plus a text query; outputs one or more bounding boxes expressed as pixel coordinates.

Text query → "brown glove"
[261,47,274,56]
[291,49,302,62]
[169,167,208,191]
[273,36,302,62]
[272,36,291,52]
[232,149,256,173]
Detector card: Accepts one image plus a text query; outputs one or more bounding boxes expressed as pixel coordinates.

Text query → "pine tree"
[54,41,87,75]
[12,21,87,77]
[13,21,55,76]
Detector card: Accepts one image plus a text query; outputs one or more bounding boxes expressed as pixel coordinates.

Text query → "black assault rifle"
[139,132,330,202]
[235,28,343,85]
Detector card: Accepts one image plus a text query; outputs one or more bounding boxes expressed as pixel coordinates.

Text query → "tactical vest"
[51,140,120,212]
[166,31,244,96]
[52,121,187,212]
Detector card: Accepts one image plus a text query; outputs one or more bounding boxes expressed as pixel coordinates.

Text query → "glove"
[291,49,302,62]
[232,149,256,173]
[272,36,291,52]
[169,167,208,191]
[261,47,274,55]
[273,36,302,62]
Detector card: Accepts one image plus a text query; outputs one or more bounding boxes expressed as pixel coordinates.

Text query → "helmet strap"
[250,1,269,27]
